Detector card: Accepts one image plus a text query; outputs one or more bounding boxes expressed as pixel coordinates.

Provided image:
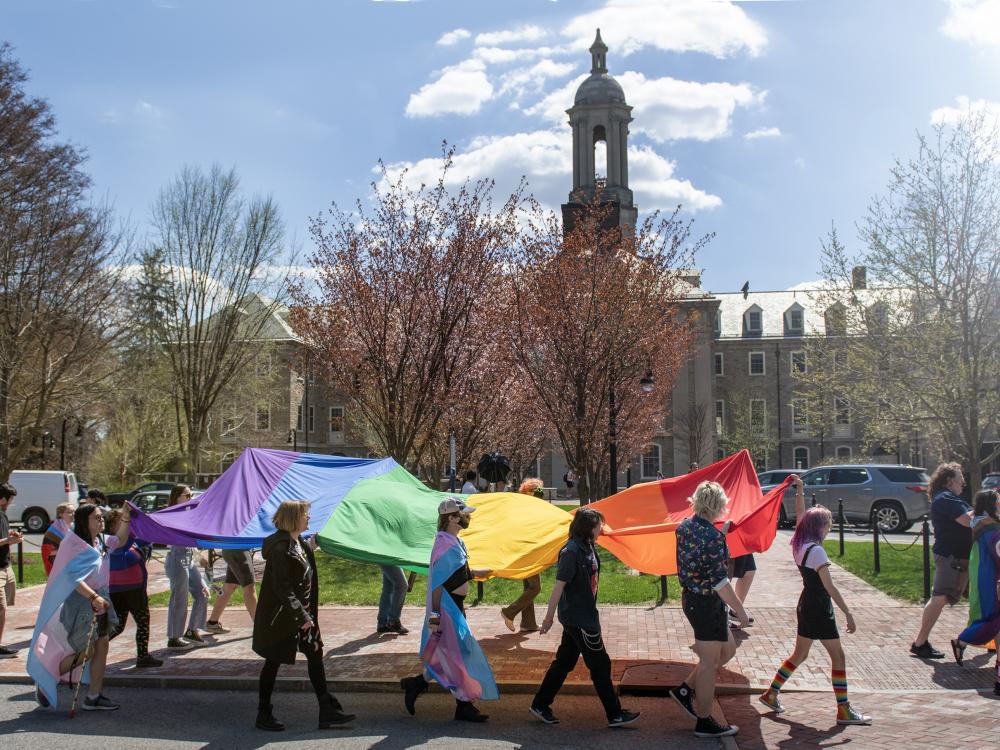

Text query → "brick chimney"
[852,265,867,290]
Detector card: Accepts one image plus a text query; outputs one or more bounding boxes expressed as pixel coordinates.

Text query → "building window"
[788,308,804,333]
[836,446,852,461]
[791,398,809,434]
[221,413,237,437]
[296,404,303,432]
[746,309,762,333]
[790,351,806,375]
[835,398,851,425]
[833,350,847,372]
[825,304,846,336]
[641,444,661,479]
[307,404,315,433]
[255,404,271,431]
[713,310,721,337]
[749,351,765,375]
[750,399,766,435]
[714,352,724,376]
[793,446,810,470]
[329,406,344,439]
[714,400,725,435]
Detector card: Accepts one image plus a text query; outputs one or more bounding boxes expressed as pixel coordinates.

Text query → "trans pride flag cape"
[959,519,1000,646]
[41,519,70,577]
[419,532,499,703]
[27,531,101,708]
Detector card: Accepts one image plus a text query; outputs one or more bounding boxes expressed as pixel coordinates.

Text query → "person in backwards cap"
[400,497,497,722]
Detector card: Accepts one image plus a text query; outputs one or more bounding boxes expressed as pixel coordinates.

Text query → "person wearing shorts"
[0,482,22,658]
[727,554,757,629]
[669,481,749,739]
[911,463,973,659]
[206,548,258,634]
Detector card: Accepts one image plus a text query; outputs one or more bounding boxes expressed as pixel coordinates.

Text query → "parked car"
[6,470,80,533]
[131,489,203,514]
[106,482,179,508]
[758,469,798,489]
[779,464,929,533]
[982,473,1000,492]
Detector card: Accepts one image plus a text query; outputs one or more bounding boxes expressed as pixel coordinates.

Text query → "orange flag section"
[590,450,794,575]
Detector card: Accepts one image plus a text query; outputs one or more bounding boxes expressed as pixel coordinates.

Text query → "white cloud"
[135,99,164,119]
[475,25,548,47]
[437,28,471,46]
[405,58,494,117]
[98,107,120,124]
[562,0,767,58]
[525,72,764,142]
[744,126,782,140]
[941,0,1000,47]
[498,59,578,99]
[381,129,720,213]
[930,95,1000,125]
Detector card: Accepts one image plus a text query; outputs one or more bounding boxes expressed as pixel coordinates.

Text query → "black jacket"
[252,530,320,664]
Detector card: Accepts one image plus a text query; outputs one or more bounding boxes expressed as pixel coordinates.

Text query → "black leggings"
[109,588,151,657]
[258,649,327,709]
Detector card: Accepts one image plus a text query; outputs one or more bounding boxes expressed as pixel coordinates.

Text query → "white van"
[5,470,79,533]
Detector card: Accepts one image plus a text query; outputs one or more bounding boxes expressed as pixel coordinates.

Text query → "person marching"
[252,500,355,731]
[500,477,545,633]
[41,503,76,577]
[106,508,162,668]
[206,548,258,634]
[950,489,1000,695]
[400,497,496,722]
[529,507,640,728]
[669,480,748,739]
[164,484,210,650]
[759,475,871,725]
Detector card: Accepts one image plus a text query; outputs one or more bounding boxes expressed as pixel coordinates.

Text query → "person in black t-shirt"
[910,463,973,659]
[529,508,640,729]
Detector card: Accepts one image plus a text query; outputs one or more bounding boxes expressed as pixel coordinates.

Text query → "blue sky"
[4,0,998,292]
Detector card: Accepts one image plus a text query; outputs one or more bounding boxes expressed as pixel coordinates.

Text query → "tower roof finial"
[590,28,608,74]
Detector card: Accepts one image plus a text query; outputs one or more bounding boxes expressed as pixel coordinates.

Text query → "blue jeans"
[165,546,208,639]
[377,565,407,627]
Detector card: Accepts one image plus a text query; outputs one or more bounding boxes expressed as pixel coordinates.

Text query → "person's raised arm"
[818,564,855,633]
[792,475,805,526]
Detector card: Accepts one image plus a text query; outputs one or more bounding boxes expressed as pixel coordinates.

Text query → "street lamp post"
[607,370,655,498]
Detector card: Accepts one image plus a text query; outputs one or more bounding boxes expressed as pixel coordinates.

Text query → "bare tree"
[718,385,779,469]
[0,44,128,479]
[147,164,289,482]
[802,110,1000,488]
[675,401,714,468]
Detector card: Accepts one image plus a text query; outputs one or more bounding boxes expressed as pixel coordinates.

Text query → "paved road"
[0,684,728,749]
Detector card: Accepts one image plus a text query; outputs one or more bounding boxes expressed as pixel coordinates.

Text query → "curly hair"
[689,481,729,520]
[927,462,963,501]
[518,477,544,497]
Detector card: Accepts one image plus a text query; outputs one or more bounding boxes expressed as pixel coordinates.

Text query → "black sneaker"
[694,716,738,737]
[669,683,697,720]
[388,620,410,635]
[167,638,194,651]
[529,705,560,724]
[608,709,640,727]
[136,654,164,668]
[400,675,427,716]
[0,646,18,658]
[950,639,967,666]
[82,694,120,711]
[910,641,945,659]
[35,686,50,708]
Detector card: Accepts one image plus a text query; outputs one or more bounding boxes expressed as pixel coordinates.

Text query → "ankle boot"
[255,704,285,731]
[454,699,489,722]
[401,674,428,716]
[317,692,355,728]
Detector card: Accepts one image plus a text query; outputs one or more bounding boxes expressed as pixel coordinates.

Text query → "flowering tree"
[292,154,523,472]
[508,193,708,502]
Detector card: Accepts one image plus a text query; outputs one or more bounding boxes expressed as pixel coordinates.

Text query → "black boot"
[317,692,355,728]
[255,704,285,732]
[454,699,489,723]
[400,674,428,716]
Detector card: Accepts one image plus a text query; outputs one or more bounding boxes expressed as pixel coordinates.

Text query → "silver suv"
[779,464,929,533]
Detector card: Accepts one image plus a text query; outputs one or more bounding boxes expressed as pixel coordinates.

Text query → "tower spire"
[590,28,608,74]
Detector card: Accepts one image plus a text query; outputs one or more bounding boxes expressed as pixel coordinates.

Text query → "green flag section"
[315,466,571,579]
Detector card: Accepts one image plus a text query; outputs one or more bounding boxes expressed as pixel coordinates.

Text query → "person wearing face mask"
[400,497,496,723]
[529,508,640,729]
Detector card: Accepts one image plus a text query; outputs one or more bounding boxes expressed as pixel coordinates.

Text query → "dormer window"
[744,305,763,335]
[785,303,804,335]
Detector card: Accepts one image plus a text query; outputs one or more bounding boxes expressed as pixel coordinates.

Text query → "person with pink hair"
[759,476,871,726]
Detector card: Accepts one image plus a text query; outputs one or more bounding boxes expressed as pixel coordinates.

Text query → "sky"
[3,0,999,293]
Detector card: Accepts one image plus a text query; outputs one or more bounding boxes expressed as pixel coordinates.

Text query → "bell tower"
[562,29,637,234]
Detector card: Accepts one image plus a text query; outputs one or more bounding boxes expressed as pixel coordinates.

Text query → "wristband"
[89,593,99,602]
[429,612,440,619]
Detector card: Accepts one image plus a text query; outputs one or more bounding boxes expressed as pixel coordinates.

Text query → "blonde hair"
[272,500,310,533]
[690,480,729,520]
[56,502,76,518]
[518,477,544,496]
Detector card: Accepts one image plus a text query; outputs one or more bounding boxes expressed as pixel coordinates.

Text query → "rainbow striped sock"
[769,659,798,693]
[832,668,848,707]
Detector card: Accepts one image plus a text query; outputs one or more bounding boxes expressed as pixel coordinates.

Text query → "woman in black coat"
[252,500,354,731]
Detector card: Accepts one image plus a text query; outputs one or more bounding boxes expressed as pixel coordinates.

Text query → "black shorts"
[796,590,839,640]
[222,549,255,587]
[682,589,729,642]
[730,554,756,579]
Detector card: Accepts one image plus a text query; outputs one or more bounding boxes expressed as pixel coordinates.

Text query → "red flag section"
[589,449,794,575]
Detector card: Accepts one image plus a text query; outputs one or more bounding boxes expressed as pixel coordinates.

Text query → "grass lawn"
[149,548,672,608]
[9,552,47,588]
[823,539,931,604]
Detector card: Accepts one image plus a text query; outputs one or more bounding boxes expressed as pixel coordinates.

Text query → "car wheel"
[23,509,50,533]
[872,501,906,534]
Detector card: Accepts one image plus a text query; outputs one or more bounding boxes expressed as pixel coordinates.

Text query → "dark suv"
[781,464,929,533]
[106,482,178,508]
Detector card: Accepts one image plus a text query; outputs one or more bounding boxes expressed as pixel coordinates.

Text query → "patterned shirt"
[676,514,729,595]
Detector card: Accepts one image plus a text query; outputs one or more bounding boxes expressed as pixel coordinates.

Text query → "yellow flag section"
[460,493,571,580]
